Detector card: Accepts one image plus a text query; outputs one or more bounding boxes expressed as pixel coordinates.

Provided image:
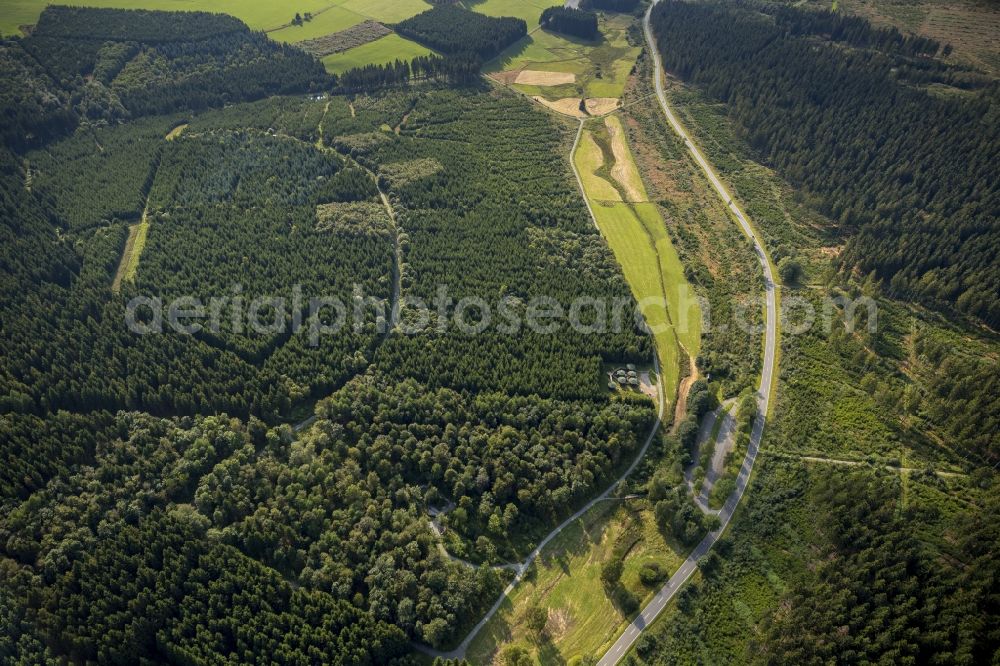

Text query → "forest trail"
[671,353,698,433]
[782,453,967,478]
[292,110,402,432]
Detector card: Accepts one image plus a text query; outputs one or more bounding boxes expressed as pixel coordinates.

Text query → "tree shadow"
[536,632,568,665]
[605,581,640,617]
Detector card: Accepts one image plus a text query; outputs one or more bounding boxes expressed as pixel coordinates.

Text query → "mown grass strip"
[111,213,149,293]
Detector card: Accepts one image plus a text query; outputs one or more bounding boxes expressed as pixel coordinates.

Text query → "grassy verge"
[591,200,680,400]
[466,501,685,664]
[111,214,149,293]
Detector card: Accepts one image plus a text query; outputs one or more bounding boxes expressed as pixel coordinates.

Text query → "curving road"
[416,350,667,659]
[596,2,779,664]
[417,112,687,660]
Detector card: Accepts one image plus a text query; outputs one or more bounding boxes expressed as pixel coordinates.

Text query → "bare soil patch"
[546,607,573,642]
[489,69,523,85]
[533,96,586,118]
[515,70,576,86]
[585,97,619,115]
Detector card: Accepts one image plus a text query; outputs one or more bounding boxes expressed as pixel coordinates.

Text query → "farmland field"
[267,6,365,42]
[468,0,551,25]
[1,0,435,63]
[0,0,334,34]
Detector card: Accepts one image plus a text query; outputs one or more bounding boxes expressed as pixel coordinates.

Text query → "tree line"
[540,7,600,40]
[333,54,484,93]
[395,5,527,59]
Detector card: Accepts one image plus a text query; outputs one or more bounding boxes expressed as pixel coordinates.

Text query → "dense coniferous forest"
[650,0,1000,326]
[0,5,659,656]
[629,459,999,664]
[334,54,485,93]
[0,6,325,149]
[540,7,600,40]
[27,117,175,229]
[335,90,652,400]
[395,5,528,60]
[4,1,995,662]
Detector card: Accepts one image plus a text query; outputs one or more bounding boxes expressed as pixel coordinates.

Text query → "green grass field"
[321,32,432,74]
[487,13,641,100]
[592,201,681,400]
[467,0,549,25]
[1,0,433,47]
[633,202,701,358]
[466,502,684,664]
[0,0,330,34]
[268,6,365,42]
[574,118,701,400]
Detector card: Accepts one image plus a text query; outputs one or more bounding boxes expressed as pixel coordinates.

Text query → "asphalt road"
[596,3,779,664]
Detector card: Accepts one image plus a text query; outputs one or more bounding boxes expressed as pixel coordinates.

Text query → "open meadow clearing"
[591,201,681,399]
[466,501,685,665]
[487,12,642,100]
[467,0,551,25]
[586,97,620,115]
[532,96,587,118]
[110,214,148,293]
[606,115,647,202]
[575,127,622,201]
[573,117,702,398]
[267,6,367,42]
[516,69,576,86]
[322,32,432,74]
